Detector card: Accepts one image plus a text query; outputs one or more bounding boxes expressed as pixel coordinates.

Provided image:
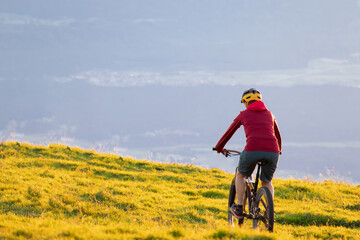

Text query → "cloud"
[0,13,74,26]
[55,58,360,88]
[37,116,55,124]
[133,18,165,24]
[53,124,77,135]
[0,120,27,142]
[285,141,360,148]
[4,120,27,132]
[144,129,200,138]
[351,52,360,58]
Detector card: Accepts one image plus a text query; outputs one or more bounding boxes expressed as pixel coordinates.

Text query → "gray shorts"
[238,151,279,182]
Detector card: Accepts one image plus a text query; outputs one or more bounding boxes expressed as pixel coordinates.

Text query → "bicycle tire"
[252,186,274,232]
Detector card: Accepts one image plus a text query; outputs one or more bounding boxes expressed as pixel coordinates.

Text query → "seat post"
[253,162,261,194]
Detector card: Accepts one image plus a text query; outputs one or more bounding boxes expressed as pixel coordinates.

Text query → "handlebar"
[212,148,241,157]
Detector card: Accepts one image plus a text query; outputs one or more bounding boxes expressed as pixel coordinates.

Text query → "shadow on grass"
[276,212,360,228]
[93,169,135,181]
[346,203,360,211]
[158,175,185,183]
[201,190,227,199]
[194,205,224,215]
[13,230,33,239]
[176,212,207,224]
[52,161,79,171]
[276,185,323,201]
[0,200,44,217]
[17,160,44,168]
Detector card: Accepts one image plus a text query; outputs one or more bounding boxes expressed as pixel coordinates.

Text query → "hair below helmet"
[241,88,262,103]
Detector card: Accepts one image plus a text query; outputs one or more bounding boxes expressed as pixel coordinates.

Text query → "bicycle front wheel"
[253,187,274,232]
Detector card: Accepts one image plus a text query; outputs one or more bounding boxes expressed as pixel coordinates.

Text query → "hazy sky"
[1,0,360,80]
[1,1,360,182]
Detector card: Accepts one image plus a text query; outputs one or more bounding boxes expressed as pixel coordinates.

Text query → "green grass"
[0,141,359,239]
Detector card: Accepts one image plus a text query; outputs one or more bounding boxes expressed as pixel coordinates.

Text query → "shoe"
[230,204,244,219]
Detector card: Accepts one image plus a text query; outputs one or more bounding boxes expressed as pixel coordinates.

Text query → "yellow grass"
[0,141,359,239]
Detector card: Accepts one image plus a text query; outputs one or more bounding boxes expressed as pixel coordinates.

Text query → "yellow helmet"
[241,88,262,103]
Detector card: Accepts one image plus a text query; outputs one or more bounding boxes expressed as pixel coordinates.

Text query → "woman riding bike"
[214,88,282,220]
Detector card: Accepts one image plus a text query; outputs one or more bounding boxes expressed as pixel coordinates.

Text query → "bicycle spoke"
[260,198,267,209]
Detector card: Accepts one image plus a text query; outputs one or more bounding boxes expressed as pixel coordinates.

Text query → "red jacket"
[215,101,282,153]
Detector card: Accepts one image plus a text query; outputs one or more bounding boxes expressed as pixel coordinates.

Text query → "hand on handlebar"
[213,147,241,157]
[212,148,230,157]
[222,149,230,157]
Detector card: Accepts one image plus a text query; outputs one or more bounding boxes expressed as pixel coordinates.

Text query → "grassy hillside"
[0,142,359,240]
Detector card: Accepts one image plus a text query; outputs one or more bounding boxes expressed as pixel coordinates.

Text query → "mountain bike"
[213,148,274,232]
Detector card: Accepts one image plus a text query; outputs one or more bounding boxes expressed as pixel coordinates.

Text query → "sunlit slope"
[0,142,359,240]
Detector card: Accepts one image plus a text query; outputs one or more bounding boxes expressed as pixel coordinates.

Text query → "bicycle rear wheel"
[253,187,274,232]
